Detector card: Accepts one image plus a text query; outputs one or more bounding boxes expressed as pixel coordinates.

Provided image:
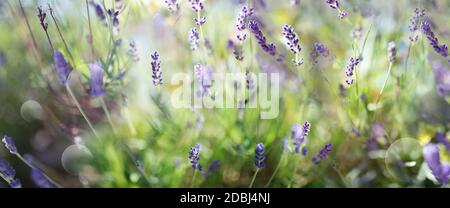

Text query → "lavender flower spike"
[2,135,17,154]
[90,2,106,25]
[53,50,72,85]
[194,64,212,96]
[291,122,310,154]
[255,143,266,169]
[88,62,105,97]
[344,57,360,85]
[249,20,276,56]
[421,20,448,58]
[423,143,450,185]
[189,28,200,51]
[236,6,254,41]
[312,143,332,165]
[282,24,301,54]
[325,0,347,19]
[0,157,21,188]
[151,51,163,86]
[388,41,396,63]
[165,0,179,13]
[409,8,425,42]
[188,144,202,171]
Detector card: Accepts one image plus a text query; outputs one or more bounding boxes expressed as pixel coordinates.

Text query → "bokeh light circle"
[61,144,93,176]
[20,100,44,121]
[385,138,423,183]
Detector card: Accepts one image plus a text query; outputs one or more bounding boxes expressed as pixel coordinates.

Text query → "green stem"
[49,4,75,64]
[249,168,260,188]
[375,62,393,107]
[65,84,100,138]
[100,96,117,135]
[265,153,286,187]
[190,169,198,188]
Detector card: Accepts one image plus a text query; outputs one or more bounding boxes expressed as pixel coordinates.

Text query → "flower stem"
[249,169,260,188]
[375,62,393,107]
[48,4,75,64]
[190,169,198,188]
[265,153,286,187]
[65,84,100,138]
[99,96,118,135]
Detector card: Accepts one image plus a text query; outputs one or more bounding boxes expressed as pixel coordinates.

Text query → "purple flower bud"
[255,143,266,169]
[344,57,360,86]
[291,122,310,154]
[194,16,206,26]
[165,0,180,13]
[421,20,448,58]
[325,0,347,19]
[312,143,332,165]
[409,8,425,42]
[151,51,163,86]
[188,0,204,12]
[107,8,119,27]
[188,144,201,170]
[282,24,302,54]
[0,157,21,188]
[89,62,105,97]
[236,6,254,41]
[53,50,72,85]
[194,64,212,96]
[388,41,396,63]
[31,168,57,188]
[90,2,106,24]
[423,143,450,185]
[2,135,17,154]
[189,28,200,51]
[37,6,48,30]
[249,20,277,56]
[311,42,330,64]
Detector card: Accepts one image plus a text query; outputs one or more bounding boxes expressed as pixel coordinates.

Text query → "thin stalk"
[265,153,286,187]
[375,62,393,107]
[99,96,118,135]
[14,153,63,188]
[48,4,75,64]
[190,169,198,188]
[65,84,100,138]
[86,0,95,59]
[401,42,413,88]
[248,169,260,188]
[124,107,137,135]
[18,0,38,52]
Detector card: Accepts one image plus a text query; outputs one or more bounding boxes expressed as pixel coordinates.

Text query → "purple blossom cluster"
[189,28,200,51]
[325,0,347,19]
[255,143,266,169]
[249,20,276,56]
[188,144,202,171]
[344,57,360,85]
[409,8,425,42]
[151,51,163,86]
[236,6,254,41]
[388,41,396,63]
[89,62,106,97]
[311,42,331,64]
[53,50,72,85]
[0,157,21,188]
[432,62,450,97]
[194,64,212,96]
[421,20,448,58]
[291,122,310,154]
[165,0,179,13]
[312,143,332,165]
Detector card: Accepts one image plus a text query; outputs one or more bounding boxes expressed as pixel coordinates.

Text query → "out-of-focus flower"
[423,143,450,185]
[189,28,200,51]
[188,144,202,170]
[249,20,276,56]
[0,51,5,66]
[53,50,72,85]
[203,160,220,177]
[188,0,204,12]
[128,40,139,62]
[351,26,363,39]
[291,0,300,6]
[194,64,212,96]
[151,52,163,86]
[89,62,105,97]
[432,62,450,97]
[255,143,266,169]
[421,20,448,58]
[291,122,310,154]
[90,1,106,24]
[388,41,396,63]
[312,143,332,164]
[436,132,450,151]
[2,135,17,154]
[409,8,425,42]
[107,8,119,27]
[311,42,330,64]
[31,168,57,188]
